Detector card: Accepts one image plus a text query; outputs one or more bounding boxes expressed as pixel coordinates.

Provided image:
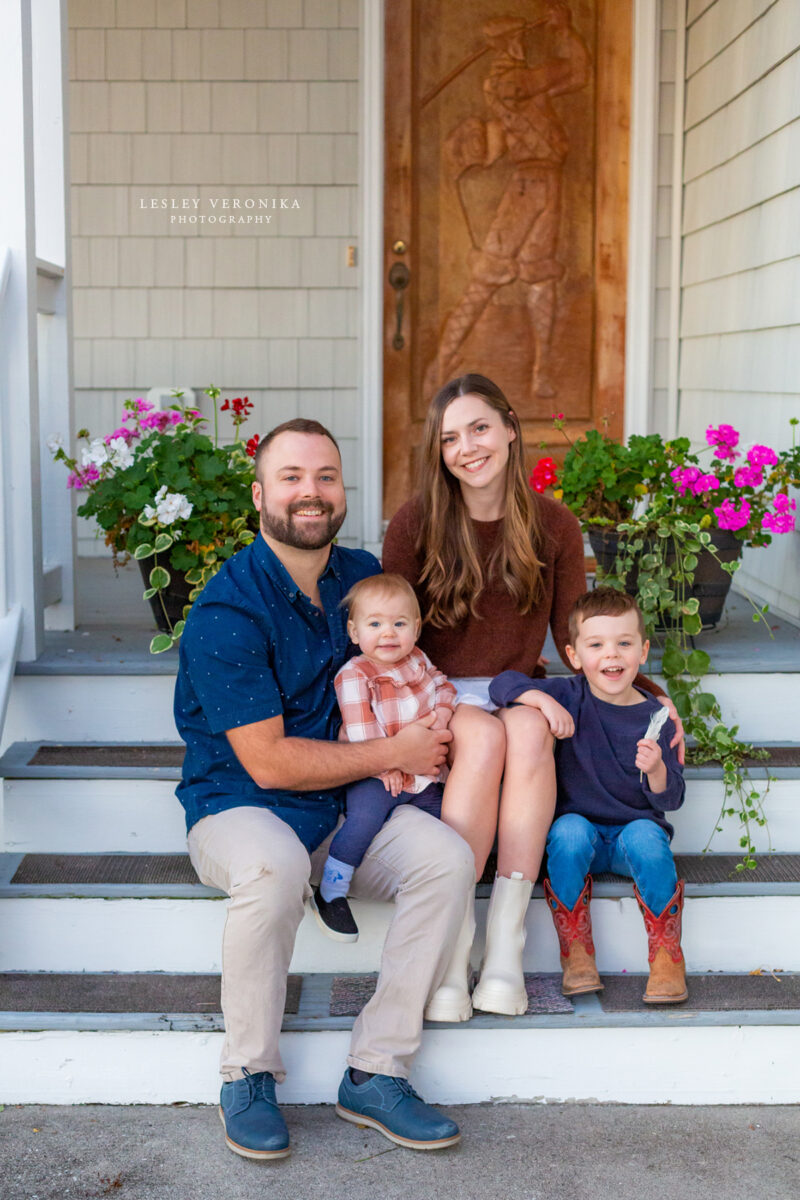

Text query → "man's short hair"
[568,587,645,643]
[341,574,421,625]
[253,418,340,476]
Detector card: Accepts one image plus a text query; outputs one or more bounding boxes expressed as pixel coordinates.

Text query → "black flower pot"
[588,528,742,630]
[137,558,194,633]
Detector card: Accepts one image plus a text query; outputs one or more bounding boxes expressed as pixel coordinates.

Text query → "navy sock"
[350,1068,375,1086]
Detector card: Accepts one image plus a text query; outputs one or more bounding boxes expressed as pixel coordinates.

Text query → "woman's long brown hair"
[416,374,545,628]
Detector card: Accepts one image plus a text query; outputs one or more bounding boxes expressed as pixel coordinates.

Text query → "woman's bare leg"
[472,706,555,1015]
[441,704,505,877]
[496,706,556,881]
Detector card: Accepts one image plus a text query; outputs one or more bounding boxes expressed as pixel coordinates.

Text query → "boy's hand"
[636,738,667,793]
[431,705,454,731]
[657,695,685,765]
[536,694,574,739]
[380,768,406,797]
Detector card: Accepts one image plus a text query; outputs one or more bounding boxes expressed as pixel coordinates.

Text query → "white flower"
[81,438,109,469]
[46,433,65,454]
[148,485,193,525]
[106,436,135,470]
[142,504,156,520]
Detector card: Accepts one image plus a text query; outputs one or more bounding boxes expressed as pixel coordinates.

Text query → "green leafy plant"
[533,418,800,868]
[48,387,259,653]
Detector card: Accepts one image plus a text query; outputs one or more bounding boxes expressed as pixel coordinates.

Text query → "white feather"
[643,706,669,742]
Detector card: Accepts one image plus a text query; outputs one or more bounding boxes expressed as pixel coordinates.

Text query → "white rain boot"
[471,872,532,1016]
[424,901,475,1023]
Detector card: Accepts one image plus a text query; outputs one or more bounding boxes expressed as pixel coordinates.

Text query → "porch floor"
[21,557,800,675]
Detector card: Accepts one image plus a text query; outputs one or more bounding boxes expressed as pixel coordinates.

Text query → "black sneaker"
[311,887,359,942]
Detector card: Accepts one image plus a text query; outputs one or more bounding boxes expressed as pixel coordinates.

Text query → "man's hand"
[657,694,685,765]
[636,737,667,793]
[380,768,406,798]
[392,712,452,777]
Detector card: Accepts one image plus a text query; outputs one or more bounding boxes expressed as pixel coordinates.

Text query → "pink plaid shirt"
[334,647,457,794]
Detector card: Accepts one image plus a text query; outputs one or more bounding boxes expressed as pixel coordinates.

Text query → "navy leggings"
[330,777,444,868]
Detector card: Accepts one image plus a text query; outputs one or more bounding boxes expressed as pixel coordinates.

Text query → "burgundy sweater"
[382,494,588,679]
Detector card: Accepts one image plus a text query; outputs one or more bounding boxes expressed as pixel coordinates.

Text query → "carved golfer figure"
[425,2,591,400]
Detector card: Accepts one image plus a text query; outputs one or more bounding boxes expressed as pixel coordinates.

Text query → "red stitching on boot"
[635,880,685,964]
[543,877,595,958]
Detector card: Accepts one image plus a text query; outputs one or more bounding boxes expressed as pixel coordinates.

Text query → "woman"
[383,374,679,1019]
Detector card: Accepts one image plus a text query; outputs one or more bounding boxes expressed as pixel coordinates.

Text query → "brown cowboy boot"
[634,879,689,1004]
[543,876,603,996]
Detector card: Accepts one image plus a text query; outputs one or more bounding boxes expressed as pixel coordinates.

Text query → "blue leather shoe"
[336,1069,460,1150]
[219,1069,290,1160]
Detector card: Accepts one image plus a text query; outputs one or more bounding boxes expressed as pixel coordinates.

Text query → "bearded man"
[175,418,473,1159]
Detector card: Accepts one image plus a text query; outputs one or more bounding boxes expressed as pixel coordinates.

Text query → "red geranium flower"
[245,434,260,458]
[529,456,558,493]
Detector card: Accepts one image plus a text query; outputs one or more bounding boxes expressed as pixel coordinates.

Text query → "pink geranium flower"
[706,424,740,461]
[747,444,779,469]
[67,464,100,490]
[714,498,751,531]
[693,473,720,495]
[733,464,763,488]
[762,493,797,534]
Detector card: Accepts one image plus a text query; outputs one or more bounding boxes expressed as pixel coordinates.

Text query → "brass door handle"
[388,261,410,350]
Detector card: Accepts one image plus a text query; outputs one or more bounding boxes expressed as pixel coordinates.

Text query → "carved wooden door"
[383,0,631,517]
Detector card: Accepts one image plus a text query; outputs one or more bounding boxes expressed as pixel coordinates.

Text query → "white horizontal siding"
[683,117,800,233]
[684,48,800,181]
[679,328,800,392]
[680,257,800,337]
[685,0,800,129]
[685,0,775,78]
[682,187,800,285]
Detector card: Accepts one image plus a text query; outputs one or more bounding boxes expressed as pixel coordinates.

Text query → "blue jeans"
[545,813,677,914]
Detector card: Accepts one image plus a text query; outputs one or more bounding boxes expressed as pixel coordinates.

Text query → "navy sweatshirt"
[489,672,685,838]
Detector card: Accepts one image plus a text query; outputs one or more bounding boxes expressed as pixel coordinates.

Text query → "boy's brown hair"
[568,587,646,643]
[341,573,421,625]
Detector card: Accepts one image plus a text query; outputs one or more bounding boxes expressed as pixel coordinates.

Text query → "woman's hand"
[657,694,685,765]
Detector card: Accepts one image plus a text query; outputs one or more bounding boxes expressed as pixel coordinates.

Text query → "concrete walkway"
[1,1104,798,1200]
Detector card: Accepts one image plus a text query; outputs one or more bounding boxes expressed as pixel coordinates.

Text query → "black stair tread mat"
[11,852,800,887]
[0,973,301,1014]
[29,745,185,768]
[330,973,572,1017]
[599,972,800,1013]
[18,743,800,770]
[11,854,201,885]
[479,852,800,888]
[598,854,800,885]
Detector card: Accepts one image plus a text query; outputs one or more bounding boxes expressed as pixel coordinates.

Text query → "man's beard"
[259,497,346,550]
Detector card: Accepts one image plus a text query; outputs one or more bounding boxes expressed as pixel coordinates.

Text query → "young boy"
[312,574,457,941]
[489,587,688,1004]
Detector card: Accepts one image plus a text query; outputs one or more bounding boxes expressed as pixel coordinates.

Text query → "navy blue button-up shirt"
[174,534,380,849]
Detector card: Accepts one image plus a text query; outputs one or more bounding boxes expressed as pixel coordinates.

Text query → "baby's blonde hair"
[341,573,421,624]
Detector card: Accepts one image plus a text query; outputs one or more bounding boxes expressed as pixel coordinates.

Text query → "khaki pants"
[187,803,474,1083]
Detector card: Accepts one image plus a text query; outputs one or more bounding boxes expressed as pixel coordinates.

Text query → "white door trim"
[358,0,385,555]
[624,0,661,439]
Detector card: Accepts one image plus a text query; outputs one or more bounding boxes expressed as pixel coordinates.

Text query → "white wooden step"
[2,743,798,855]
[1,1015,798,1106]
[1,870,798,975]
[5,670,799,745]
